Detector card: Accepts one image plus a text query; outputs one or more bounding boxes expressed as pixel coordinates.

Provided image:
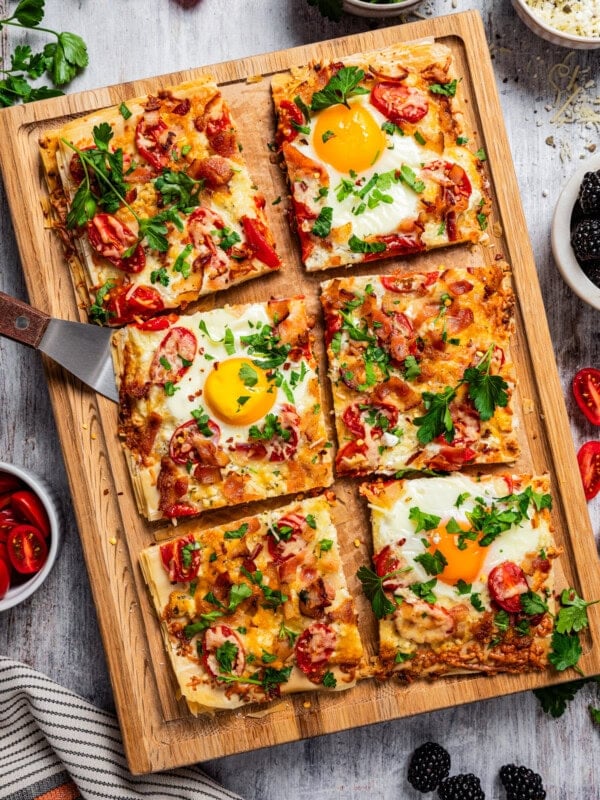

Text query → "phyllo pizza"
[112,296,333,521]
[139,495,364,714]
[359,473,559,678]
[40,76,281,326]
[320,263,518,476]
[271,41,489,272]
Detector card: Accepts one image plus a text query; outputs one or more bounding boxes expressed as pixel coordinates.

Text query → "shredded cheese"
[524,0,600,38]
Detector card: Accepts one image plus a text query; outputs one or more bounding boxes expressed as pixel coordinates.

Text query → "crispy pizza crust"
[320,262,518,476]
[112,296,333,522]
[271,40,490,272]
[139,495,364,715]
[360,473,558,679]
[40,76,281,325]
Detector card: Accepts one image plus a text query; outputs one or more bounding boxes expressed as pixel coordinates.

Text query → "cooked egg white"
[294,95,483,242]
[370,473,552,608]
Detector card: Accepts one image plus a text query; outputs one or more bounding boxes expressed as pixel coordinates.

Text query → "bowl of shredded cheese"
[512,0,600,48]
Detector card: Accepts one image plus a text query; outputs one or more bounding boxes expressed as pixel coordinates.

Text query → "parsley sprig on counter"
[0,0,88,106]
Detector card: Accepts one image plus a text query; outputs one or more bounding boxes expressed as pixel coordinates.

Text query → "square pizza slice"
[271,41,490,272]
[139,495,364,715]
[320,263,518,476]
[112,296,333,521]
[40,76,281,326]
[359,473,559,678]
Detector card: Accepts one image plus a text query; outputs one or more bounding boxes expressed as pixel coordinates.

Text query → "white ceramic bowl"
[0,462,62,612]
[511,0,600,49]
[552,154,600,312]
[343,0,424,18]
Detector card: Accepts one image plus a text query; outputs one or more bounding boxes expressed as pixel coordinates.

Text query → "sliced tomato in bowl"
[10,490,50,538]
[0,558,10,599]
[573,368,600,425]
[577,441,600,501]
[7,524,48,575]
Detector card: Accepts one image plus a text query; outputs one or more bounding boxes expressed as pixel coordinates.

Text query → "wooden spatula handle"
[0,292,50,348]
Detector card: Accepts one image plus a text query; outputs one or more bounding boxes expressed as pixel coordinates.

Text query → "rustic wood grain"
[2,1,600,797]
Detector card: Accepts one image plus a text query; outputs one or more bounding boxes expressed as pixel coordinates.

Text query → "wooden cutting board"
[1,9,600,775]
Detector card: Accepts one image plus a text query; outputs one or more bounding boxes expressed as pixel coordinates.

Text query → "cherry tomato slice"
[381,271,437,293]
[267,513,307,564]
[577,441,600,501]
[371,82,429,125]
[169,418,220,465]
[276,99,304,144]
[202,625,245,678]
[487,561,529,613]
[87,213,145,273]
[295,622,337,677]
[10,490,50,538]
[159,533,202,582]
[241,215,281,269]
[104,284,165,325]
[7,524,48,575]
[573,368,600,426]
[149,327,197,385]
[0,558,10,599]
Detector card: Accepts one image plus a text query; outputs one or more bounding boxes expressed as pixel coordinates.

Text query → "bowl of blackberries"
[552,157,600,311]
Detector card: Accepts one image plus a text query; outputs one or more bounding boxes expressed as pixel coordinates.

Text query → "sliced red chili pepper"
[241,215,281,269]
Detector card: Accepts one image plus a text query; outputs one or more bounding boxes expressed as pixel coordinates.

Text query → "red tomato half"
[487,561,529,613]
[104,284,165,325]
[87,214,145,273]
[159,533,202,583]
[380,271,437,294]
[0,559,9,599]
[149,327,197,384]
[371,82,429,125]
[7,524,48,575]
[241,216,281,269]
[573,368,600,426]
[577,441,600,501]
[10,490,50,538]
[295,622,337,678]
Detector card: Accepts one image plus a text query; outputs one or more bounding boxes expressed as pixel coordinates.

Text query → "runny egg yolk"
[313,102,386,174]
[429,520,486,586]
[204,357,275,425]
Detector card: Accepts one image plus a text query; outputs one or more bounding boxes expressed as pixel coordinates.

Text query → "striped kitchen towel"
[0,656,243,800]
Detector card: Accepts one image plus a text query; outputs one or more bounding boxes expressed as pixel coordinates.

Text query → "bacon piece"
[188,156,234,188]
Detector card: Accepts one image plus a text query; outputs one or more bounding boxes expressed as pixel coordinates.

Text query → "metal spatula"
[0,292,118,403]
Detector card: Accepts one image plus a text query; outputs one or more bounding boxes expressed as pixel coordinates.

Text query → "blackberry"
[581,260,600,289]
[571,218,600,263]
[578,170,600,215]
[437,774,485,800]
[407,741,451,792]
[499,764,546,800]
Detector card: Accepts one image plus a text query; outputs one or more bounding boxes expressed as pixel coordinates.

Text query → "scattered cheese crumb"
[91,433,97,440]
[109,537,117,545]
[303,701,312,709]
[82,423,88,430]
[353,538,361,548]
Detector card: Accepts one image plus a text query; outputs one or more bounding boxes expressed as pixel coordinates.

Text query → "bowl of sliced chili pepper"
[0,462,62,611]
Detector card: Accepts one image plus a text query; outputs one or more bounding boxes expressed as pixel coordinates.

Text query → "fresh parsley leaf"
[306,0,344,21]
[348,235,386,254]
[216,226,242,250]
[173,243,193,278]
[228,583,252,612]
[239,363,258,388]
[411,579,437,604]
[555,589,598,634]
[463,348,509,421]
[494,610,510,632]
[215,640,238,673]
[154,169,203,211]
[409,506,441,533]
[279,622,299,646]
[456,579,472,595]
[521,591,549,617]
[119,102,132,120]
[224,522,249,540]
[88,280,115,324]
[395,651,414,663]
[312,206,333,238]
[184,610,223,637]
[415,549,447,576]
[413,386,457,445]
[399,165,425,193]
[240,323,290,368]
[248,414,291,444]
[470,593,485,612]
[322,671,337,688]
[549,632,583,673]
[403,355,421,381]
[357,565,396,620]
[429,79,459,97]
[533,679,589,718]
[310,66,369,111]
[224,327,235,355]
